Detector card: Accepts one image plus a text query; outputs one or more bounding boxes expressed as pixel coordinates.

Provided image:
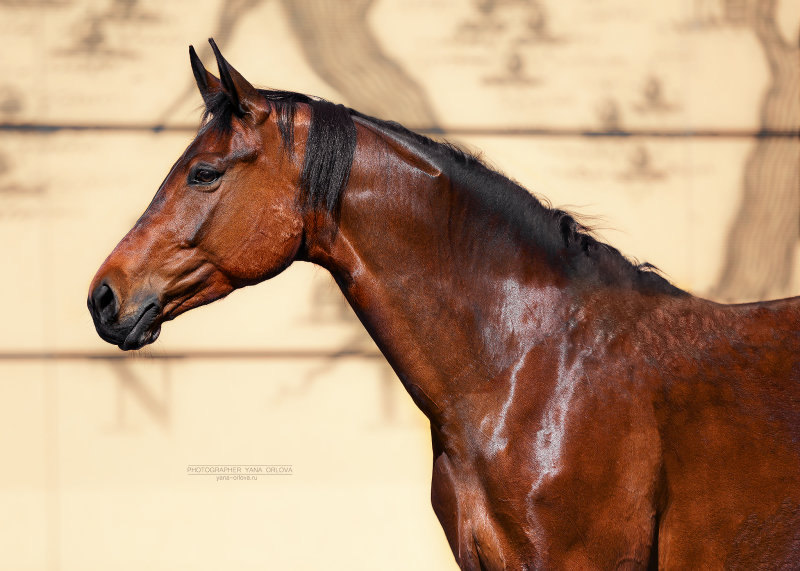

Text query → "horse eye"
[190,167,221,185]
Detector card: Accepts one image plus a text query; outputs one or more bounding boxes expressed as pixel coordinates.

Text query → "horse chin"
[119,303,162,351]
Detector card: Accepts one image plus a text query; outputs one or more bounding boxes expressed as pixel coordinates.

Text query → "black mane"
[203,89,685,297]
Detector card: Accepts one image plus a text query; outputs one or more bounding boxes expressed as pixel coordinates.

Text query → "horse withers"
[88,40,800,569]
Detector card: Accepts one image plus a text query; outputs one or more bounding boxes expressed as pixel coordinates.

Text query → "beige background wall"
[0,0,798,569]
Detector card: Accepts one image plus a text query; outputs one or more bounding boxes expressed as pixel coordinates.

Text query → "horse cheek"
[223,201,303,283]
[256,203,303,278]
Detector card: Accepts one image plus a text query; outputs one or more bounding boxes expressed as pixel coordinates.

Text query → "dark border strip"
[0,349,384,361]
[433,127,800,139]
[0,122,798,139]
[0,123,194,134]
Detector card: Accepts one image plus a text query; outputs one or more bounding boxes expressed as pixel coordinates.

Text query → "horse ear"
[189,45,223,107]
[208,38,268,123]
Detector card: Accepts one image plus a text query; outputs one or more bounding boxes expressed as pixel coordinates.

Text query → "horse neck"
[302,119,578,423]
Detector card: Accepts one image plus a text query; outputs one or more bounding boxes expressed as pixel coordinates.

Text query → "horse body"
[307,117,800,568]
[88,41,800,568]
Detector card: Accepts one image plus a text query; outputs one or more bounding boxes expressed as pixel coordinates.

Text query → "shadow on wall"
[709,0,799,302]
[157,0,440,130]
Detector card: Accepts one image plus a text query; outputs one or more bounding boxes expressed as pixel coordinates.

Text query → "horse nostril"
[91,283,118,323]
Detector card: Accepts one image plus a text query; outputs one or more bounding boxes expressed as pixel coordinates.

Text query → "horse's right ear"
[189,45,223,107]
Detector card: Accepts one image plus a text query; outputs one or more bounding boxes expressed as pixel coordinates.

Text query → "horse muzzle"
[88,282,162,350]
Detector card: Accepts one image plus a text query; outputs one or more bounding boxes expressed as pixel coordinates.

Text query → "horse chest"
[430,449,534,569]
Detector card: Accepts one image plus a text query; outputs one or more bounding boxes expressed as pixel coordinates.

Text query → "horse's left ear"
[208,38,268,124]
[189,45,223,107]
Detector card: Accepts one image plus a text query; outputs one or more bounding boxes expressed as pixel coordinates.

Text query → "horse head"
[88,40,307,349]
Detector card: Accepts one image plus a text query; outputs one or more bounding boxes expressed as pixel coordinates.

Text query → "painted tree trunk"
[712,0,800,301]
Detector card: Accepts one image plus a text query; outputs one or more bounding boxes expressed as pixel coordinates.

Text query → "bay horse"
[88,40,800,569]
